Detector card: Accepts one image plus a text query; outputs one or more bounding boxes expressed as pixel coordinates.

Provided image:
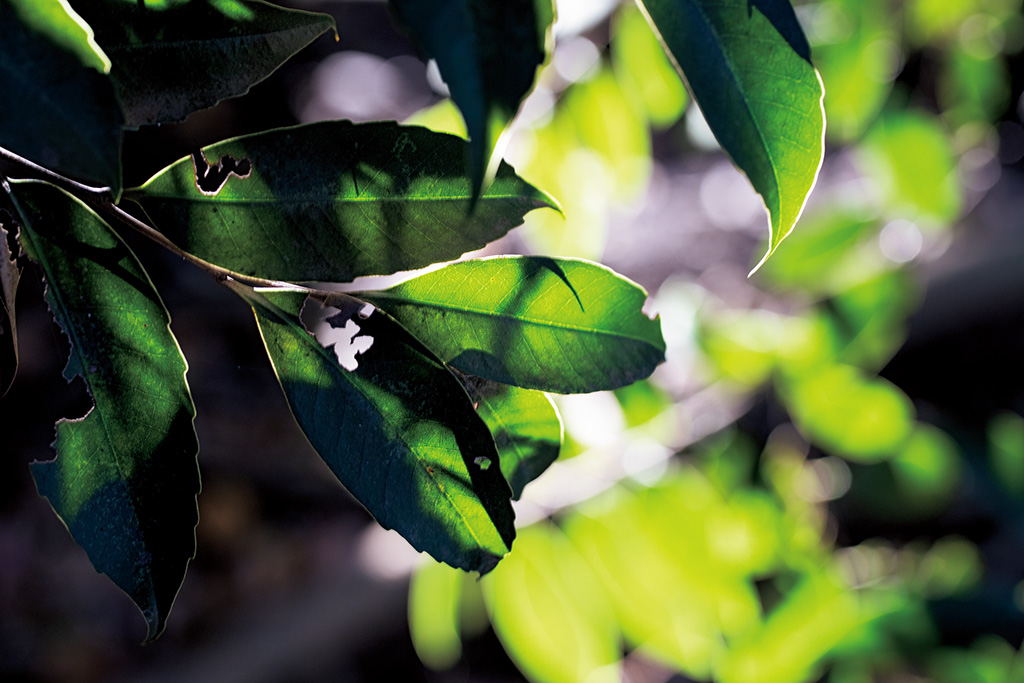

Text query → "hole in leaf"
[191,150,252,196]
[300,297,374,371]
[473,456,492,471]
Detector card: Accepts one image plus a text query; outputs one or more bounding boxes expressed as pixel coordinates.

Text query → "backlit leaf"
[0,0,123,192]
[390,0,554,198]
[859,110,961,223]
[74,0,335,127]
[483,522,621,683]
[461,376,561,499]
[8,179,199,642]
[612,3,688,130]
[233,285,515,573]
[811,0,898,142]
[127,121,555,283]
[0,214,20,397]
[636,0,825,271]
[779,364,914,462]
[409,560,465,670]
[358,256,666,394]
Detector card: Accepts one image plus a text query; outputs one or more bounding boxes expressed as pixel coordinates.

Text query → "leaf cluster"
[0,0,826,641]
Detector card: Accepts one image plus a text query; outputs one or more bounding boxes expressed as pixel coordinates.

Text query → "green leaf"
[461,376,561,499]
[612,3,689,130]
[8,179,199,642]
[357,256,666,394]
[779,364,915,462]
[811,0,898,142]
[0,1,123,192]
[859,110,961,223]
[390,0,554,198]
[126,121,555,282]
[72,0,334,127]
[233,285,515,573]
[0,215,20,398]
[409,561,465,670]
[483,522,621,683]
[636,0,825,271]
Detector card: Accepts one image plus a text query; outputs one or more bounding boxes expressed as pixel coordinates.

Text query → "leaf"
[126,121,555,282]
[357,256,666,394]
[778,363,914,462]
[461,376,561,499]
[389,0,554,198]
[612,3,689,130]
[409,560,465,670]
[859,110,962,223]
[0,213,20,398]
[232,285,515,573]
[7,179,199,642]
[72,0,335,127]
[636,0,825,271]
[483,522,621,683]
[0,0,123,192]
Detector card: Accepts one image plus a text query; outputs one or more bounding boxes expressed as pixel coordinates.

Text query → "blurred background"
[5,0,1024,681]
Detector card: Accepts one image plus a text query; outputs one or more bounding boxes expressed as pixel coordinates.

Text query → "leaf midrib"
[362,291,663,349]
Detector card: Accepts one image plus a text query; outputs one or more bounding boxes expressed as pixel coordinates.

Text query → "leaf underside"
[8,180,199,642]
[127,121,556,283]
[75,0,335,127]
[637,0,825,270]
[236,286,515,573]
[358,256,666,394]
[390,0,554,198]
[0,1,123,192]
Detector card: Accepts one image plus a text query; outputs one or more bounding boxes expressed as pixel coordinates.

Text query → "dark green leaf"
[73,0,335,127]
[460,376,561,500]
[126,121,555,282]
[357,256,666,394]
[8,179,199,642]
[233,285,515,573]
[390,0,554,198]
[0,1,123,192]
[0,215,20,397]
[636,0,825,270]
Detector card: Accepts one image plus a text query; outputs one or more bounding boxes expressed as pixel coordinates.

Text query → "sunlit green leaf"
[409,560,464,670]
[358,256,665,394]
[390,0,554,198]
[74,0,335,127]
[716,570,861,683]
[484,522,620,683]
[612,3,688,130]
[613,378,672,429]
[8,179,199,642]
[233,286,514,573]
[0,1,123,192]
[127,121,555,283]
[461,376,561,499]
[560,65,652,200]
[811,0,898,141]
[636,0,826,270]
[10,0,110,73]
[567,472,771,678]
[859,110,961,223]
[0,217,19,398]
[779,364,915,462]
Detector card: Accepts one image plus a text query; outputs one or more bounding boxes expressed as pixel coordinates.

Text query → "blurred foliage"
[409,0,1024,681]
